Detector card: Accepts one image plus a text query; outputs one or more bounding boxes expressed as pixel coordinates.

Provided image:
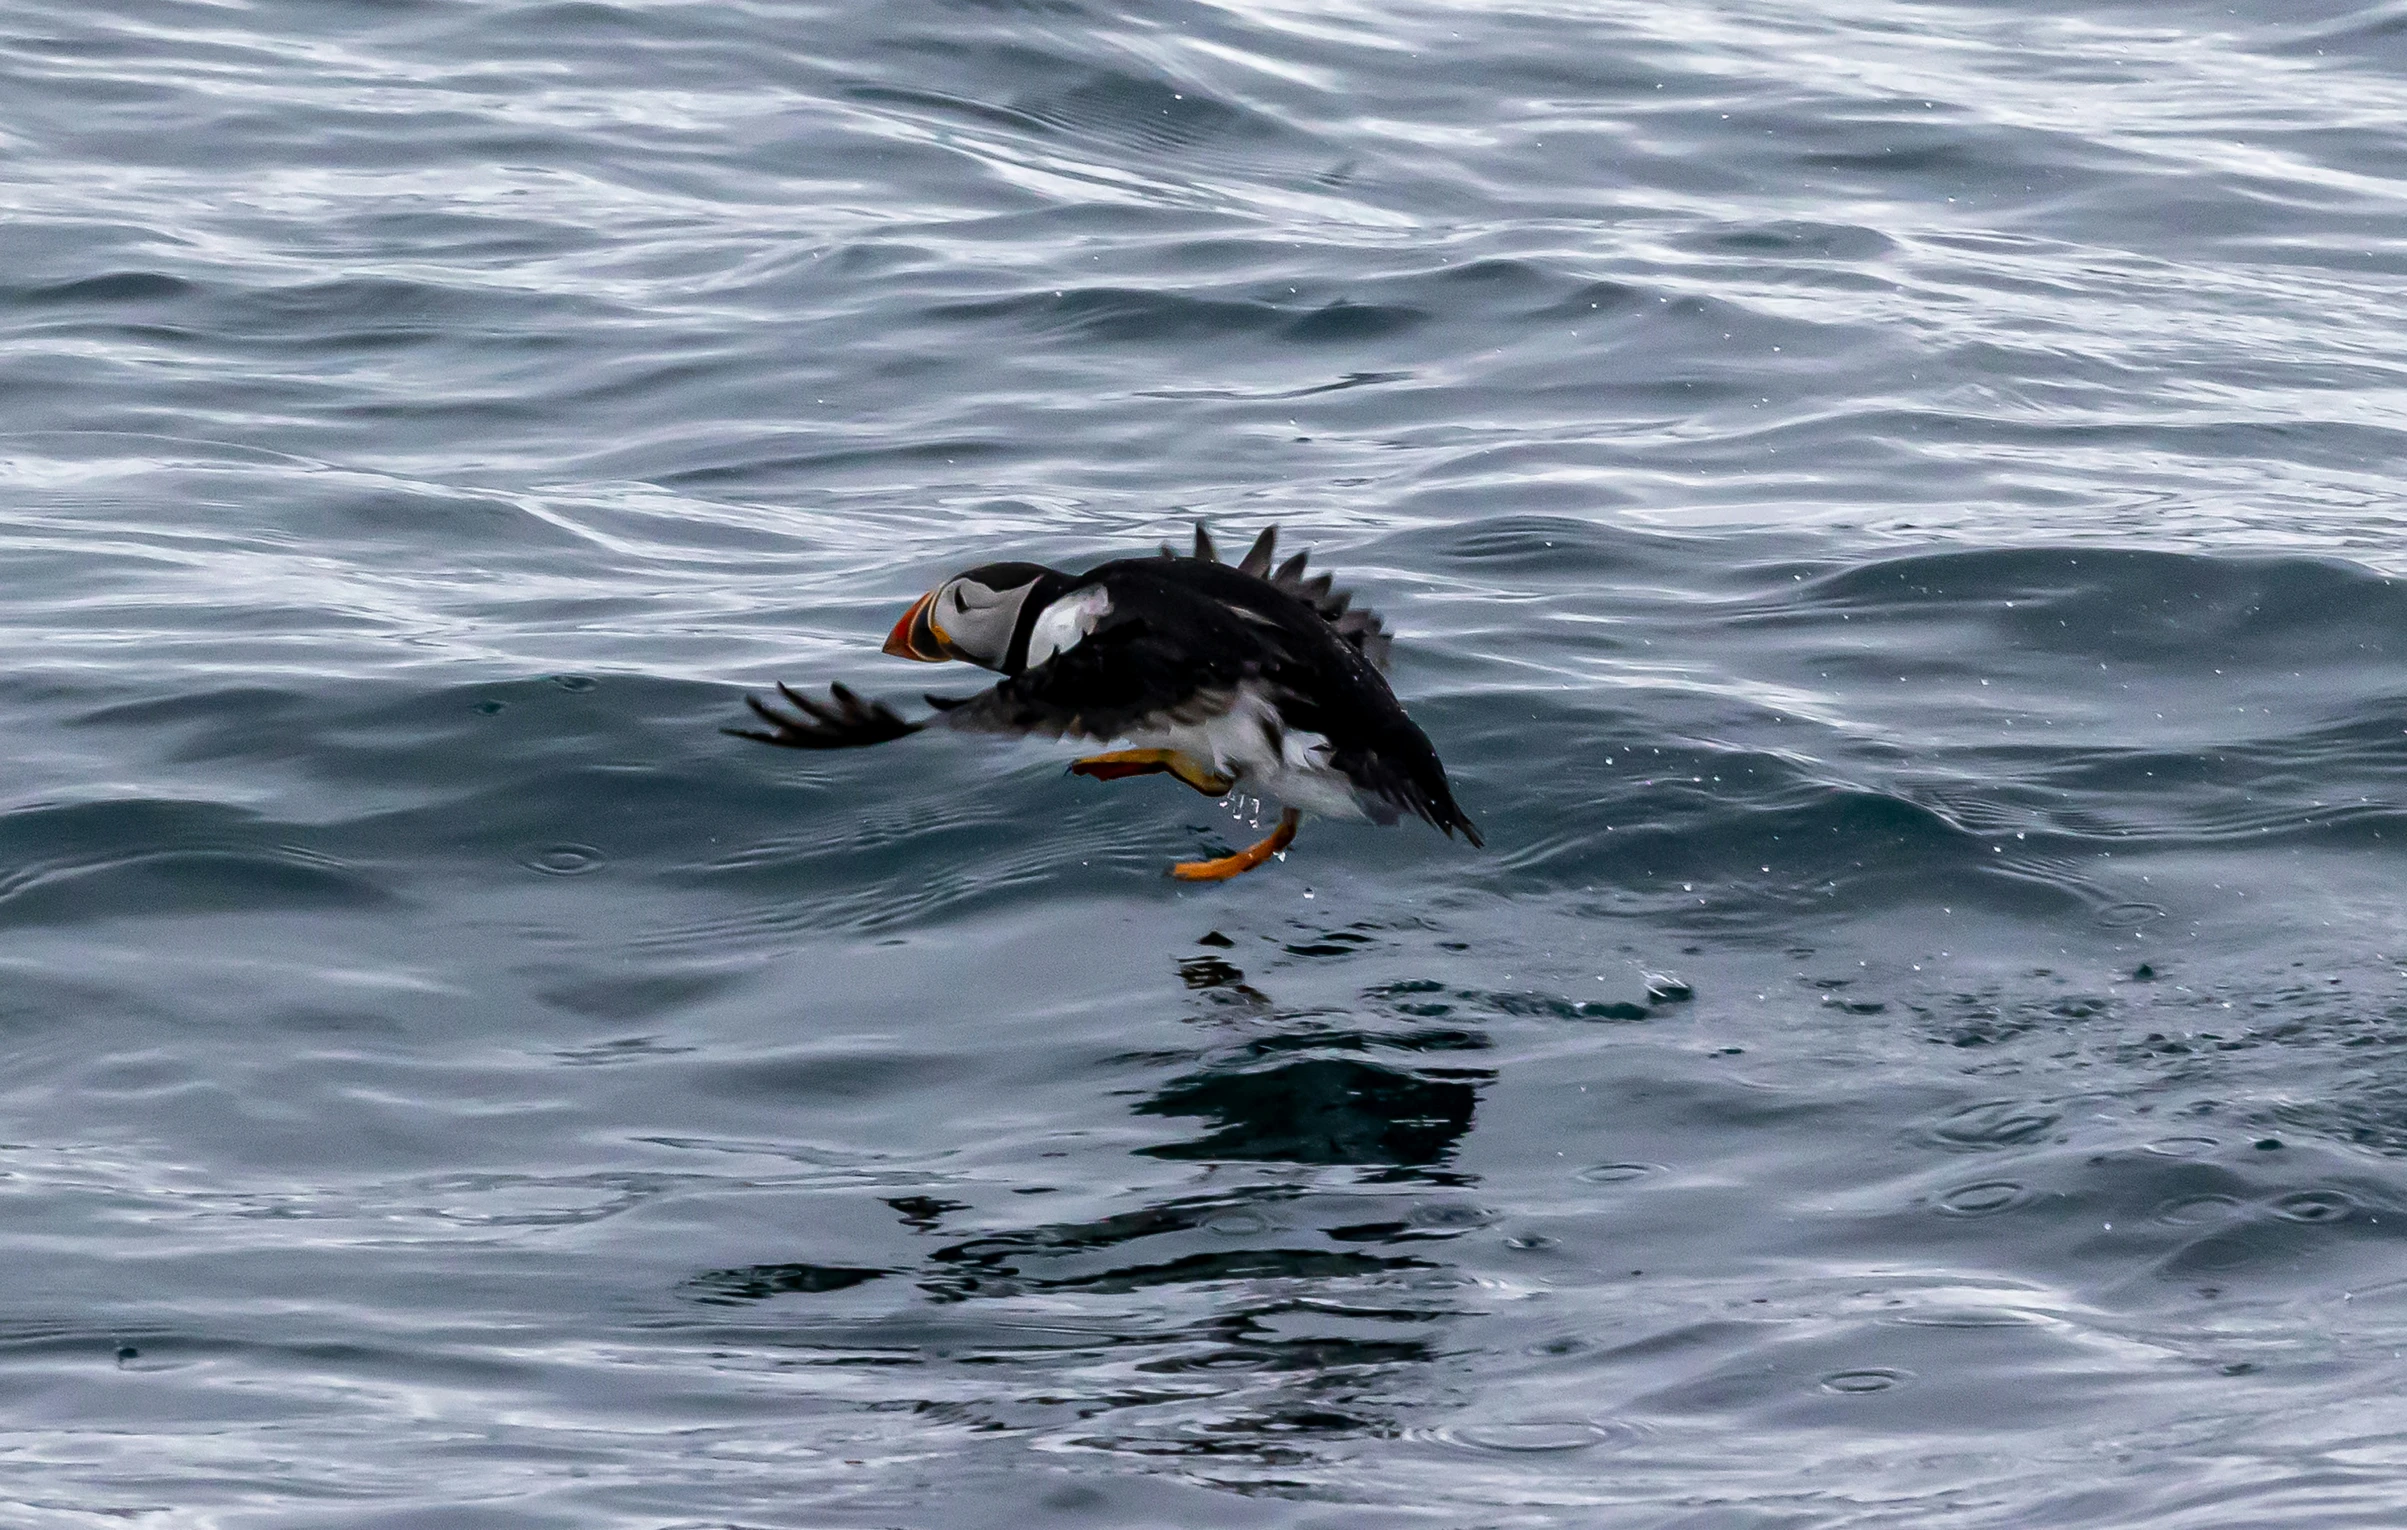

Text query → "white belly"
[1130,686,1373,822]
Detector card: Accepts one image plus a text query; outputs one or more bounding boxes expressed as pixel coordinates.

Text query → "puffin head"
[883,562,1060,673]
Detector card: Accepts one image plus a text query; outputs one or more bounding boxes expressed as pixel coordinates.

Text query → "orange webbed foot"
[1170,808,1300,882]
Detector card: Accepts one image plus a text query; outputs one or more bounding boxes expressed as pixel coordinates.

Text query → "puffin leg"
[1165,756,1235,796]
[1070,749,1233,797]
[1070,747,1174,781]
[1170,808,1301,882]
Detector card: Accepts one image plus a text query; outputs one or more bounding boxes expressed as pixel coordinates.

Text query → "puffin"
[728,525,1480,880]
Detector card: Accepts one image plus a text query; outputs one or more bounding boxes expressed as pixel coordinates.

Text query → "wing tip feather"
[1179,521,1394,671]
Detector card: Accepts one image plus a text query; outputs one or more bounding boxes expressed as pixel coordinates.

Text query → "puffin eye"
[954,581,1005,611]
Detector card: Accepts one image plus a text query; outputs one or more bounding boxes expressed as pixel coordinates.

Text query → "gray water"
[7,2,2407,1525]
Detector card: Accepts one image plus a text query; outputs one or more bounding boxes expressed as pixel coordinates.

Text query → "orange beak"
[882,590,951,662]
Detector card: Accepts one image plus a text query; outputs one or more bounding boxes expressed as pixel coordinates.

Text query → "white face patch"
[1023,586,1111,669]
[934,576,1031,668]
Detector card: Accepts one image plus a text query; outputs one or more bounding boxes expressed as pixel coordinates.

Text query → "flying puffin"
[728,525,1481,880]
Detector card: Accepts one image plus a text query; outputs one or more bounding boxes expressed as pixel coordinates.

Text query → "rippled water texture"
[6,1,2407,1525]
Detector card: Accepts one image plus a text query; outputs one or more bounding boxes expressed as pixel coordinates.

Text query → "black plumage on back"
[937,530,1478,844]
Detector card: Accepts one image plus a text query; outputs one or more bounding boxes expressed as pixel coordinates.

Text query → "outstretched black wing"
[724,682,926,750]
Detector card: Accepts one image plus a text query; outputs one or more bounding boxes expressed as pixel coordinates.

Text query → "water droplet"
[1643,973,1693,1003]
[2095,900,2168,929]
[1443,1419,1625,1453]
[1820,1368,1908,1395]
[1938,1180,2025,1216]
[1929,1100,2061,1150]
[1576,1162,1661,1185]
[2156,1194,2242,1226]
[522,845,602,876]
[2270,1190,2356,1224]
[2144,1136,2220,1157]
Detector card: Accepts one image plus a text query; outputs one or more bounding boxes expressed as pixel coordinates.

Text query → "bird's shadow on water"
[678,939,1498,1457]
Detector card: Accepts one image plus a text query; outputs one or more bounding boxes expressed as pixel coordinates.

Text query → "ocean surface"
[6,1,2407,1525]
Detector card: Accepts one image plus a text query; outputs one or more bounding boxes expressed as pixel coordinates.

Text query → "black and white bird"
[729,525,1480,880]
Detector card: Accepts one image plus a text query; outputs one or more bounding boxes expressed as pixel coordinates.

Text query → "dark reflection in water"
[688,1261,894,1302]
[923,1208,1433,1303]
[1139,1044,1487,1173]
[675,950,1494,1464]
